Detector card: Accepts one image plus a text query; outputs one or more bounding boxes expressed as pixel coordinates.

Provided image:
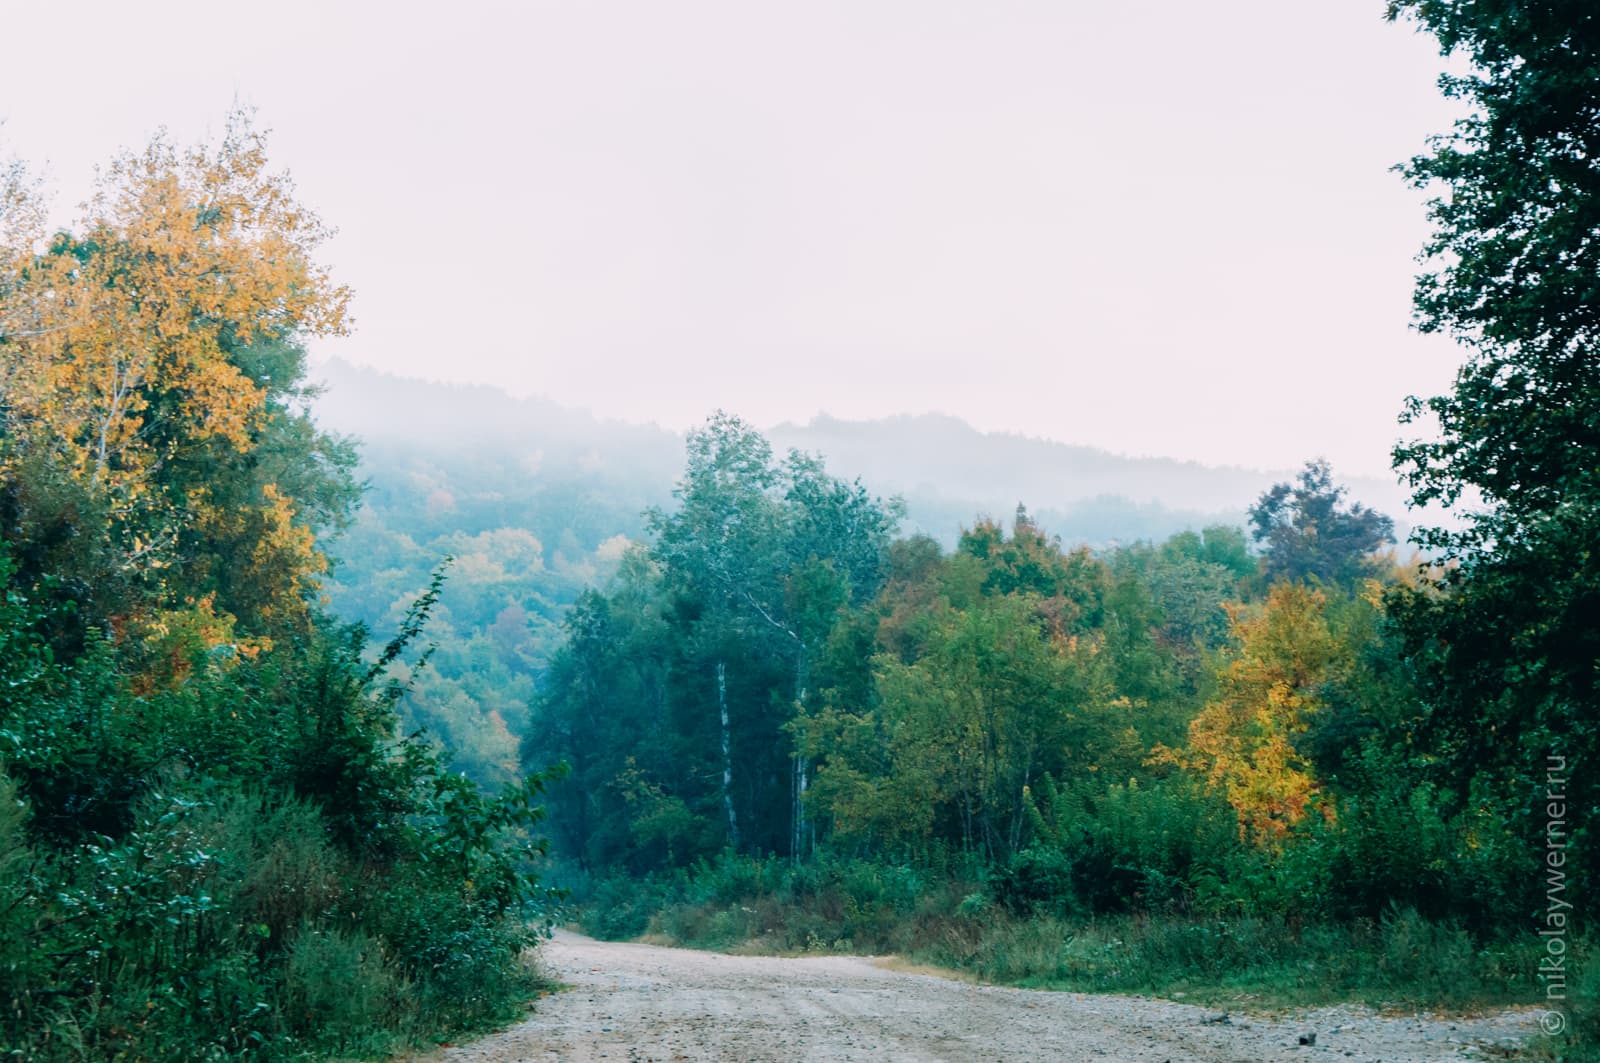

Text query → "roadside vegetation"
[0,119,554,1059]
[570,851,1577,1015]
[537,441,1590,1045]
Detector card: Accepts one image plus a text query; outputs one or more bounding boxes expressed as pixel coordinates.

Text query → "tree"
[870,595,1090,858]
[1111,526,1254,668]
[957,504,1106,632]
[1247,459,1394,586]
[1388,0,1600,542]
[1166,583,1349,845]
[0,112,354,646]
[806,515,1149,861]
[648,413,785,852]
[524,556,690,871]
[1386,0,1600,898]
[0,123,556,1055]
[645,413,900,857]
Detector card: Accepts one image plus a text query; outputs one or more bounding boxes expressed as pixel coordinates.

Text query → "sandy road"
[435,930,1538,1062]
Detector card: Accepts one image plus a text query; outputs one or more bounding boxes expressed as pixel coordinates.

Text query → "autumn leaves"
[1,112,349,650]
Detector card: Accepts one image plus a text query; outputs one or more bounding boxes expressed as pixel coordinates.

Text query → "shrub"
[991,846,1077,917]
[282,926,407,1056]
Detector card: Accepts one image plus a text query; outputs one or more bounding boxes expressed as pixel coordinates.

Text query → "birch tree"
[650,413,898,857]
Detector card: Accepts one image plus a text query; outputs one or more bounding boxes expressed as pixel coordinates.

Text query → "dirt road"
[437,931,1538,1062]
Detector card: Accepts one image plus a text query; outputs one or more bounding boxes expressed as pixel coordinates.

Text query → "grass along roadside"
[559,857,1592,1033]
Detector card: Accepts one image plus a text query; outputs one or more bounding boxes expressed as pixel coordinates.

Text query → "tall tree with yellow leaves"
[0,112,355,649]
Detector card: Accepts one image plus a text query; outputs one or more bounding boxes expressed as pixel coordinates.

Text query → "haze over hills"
[310,357,683,472]
[311,358,1413,548]
[309,358,1423,785]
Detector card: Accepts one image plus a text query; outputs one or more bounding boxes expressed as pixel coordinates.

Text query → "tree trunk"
[790,650,809,861]
[718,659,740,850]
[791,752,809,860]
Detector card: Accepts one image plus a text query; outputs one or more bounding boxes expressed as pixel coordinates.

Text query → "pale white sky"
[1,1,1465,477]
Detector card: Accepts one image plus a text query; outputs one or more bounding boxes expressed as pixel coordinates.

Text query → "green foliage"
[917,907,1530,1012]
[577,850,952,955]
[0,565,557,1058]
[576,850,1541,1017]
[322,435,659,790]
[537,439,1551,937]
[516,415,1581,1043]
[1247,459,1394,587]
[0,125,559,1054]
[1017,774,1240,916]
[861,593,1115,859]
[282,926,406,1056]
[529,413,903,865]
[991,846,1078,917]
[1386,0,1600,921]
[1386,0,1600,376]
[582,873,673,941]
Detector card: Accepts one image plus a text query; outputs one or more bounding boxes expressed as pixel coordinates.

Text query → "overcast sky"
[1,1,1466,477]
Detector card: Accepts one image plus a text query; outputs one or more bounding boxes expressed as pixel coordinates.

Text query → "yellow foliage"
[0,112,348,638]
[126,591,268,695]
[1166,583,1349,845]
[2,112,347,496]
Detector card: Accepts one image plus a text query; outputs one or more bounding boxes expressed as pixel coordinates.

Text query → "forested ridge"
[314,363,1413,793]
[1,0,1597,1059]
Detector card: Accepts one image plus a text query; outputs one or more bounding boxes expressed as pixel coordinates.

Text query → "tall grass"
[917,907,1540,1012]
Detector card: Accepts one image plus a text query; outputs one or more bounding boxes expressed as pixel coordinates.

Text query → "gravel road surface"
[434,930,1538,1062]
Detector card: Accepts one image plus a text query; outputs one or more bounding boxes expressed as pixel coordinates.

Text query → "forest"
[527,422,1592,1017]
[2,0,1597,1059]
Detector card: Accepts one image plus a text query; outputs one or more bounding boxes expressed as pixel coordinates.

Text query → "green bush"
[991,846,1077,917]
[282,926,406,1056]
[0,562,558,1059]
[1566,947,1600,1063]
[1018,775,1242,916]
[584,874,672,940]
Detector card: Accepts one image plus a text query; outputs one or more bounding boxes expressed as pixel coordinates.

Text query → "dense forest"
[314,360,1410,792]
[2,0,1597,1059]
[529,420,1591,996]
[308,358,1324,787]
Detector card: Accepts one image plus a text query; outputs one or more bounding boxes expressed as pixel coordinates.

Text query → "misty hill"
[308,358,1415,785]
[311,357,683,481]
[312,358,1410,549]
[771,414,1400,520]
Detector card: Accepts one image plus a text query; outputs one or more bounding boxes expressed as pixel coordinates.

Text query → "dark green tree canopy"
[1389,0,1600,552]
[1247,460,1394,586]
[1387,0,1599,898]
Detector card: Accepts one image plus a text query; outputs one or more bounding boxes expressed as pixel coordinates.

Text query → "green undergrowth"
[0,568,563,1060]
[0,774,558,1061]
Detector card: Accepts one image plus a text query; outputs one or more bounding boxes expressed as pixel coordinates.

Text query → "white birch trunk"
[718,659,740,849]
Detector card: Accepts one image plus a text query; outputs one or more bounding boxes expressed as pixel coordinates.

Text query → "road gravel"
[433,930,1539,1062]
